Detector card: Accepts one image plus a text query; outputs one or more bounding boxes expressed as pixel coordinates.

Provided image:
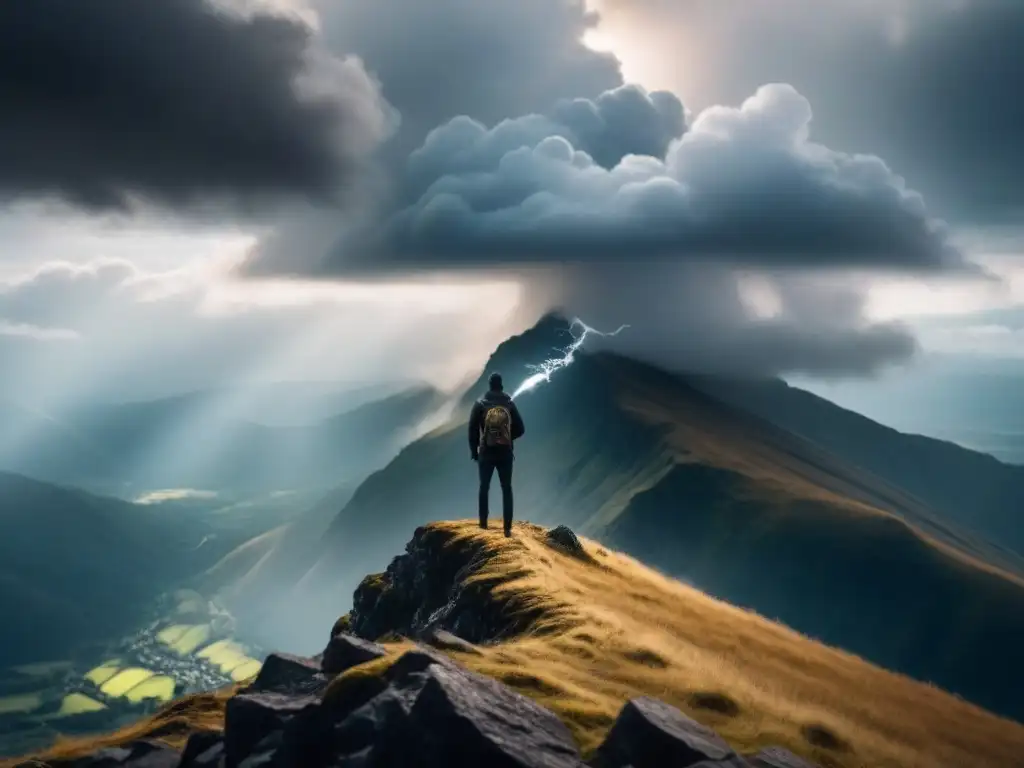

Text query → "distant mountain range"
[233,314,1024,723]
[0,384,443,497]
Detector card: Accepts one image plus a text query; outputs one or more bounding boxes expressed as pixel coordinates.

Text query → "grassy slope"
[0,472,201,665]
[14,522,1024,768]
[699,375,1024,559]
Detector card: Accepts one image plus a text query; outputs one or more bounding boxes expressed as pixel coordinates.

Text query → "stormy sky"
[1,0,1022,411]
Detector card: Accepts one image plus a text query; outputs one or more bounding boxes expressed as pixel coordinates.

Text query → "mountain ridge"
[265,317,1024,722]
[0,385,443,496]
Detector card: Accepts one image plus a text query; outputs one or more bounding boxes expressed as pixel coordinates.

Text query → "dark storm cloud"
[322,84,967,275]
[402,84,684,201]
[597,0,1024,222]
[532,262,919,380]
[0,0,390,211]
[313,0,622,153]
[236,0,978,380]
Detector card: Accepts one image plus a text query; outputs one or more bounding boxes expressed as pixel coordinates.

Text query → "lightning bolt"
[511,318,629,400]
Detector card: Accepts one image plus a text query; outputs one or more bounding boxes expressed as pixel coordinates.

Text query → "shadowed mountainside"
[699,375,1024,559]
[194,483,359,651]
[0,386,442,497]
[0,473,206,666]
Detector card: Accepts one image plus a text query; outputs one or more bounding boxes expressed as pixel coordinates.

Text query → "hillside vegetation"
[10,521,1024,768]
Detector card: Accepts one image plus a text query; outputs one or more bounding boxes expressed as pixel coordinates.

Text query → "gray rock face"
[407,658,582,767]
[248,653,326,696]
[178,732,224,767]
[202,643,587,768]
[416,627,483,656]
[321,634,387,677]
[592,696,736,768]
[346,525,544,645]
[223,690,317,767]
[63,740,180,767]
[545,526,587,558]
[190,641,824,768]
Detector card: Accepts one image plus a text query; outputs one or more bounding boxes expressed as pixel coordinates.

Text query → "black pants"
[478,453,513,530]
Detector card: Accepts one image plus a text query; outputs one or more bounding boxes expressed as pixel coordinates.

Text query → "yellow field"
[8,520,1024,768]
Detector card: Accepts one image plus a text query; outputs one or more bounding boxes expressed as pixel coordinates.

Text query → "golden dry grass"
[371,520,1024,768]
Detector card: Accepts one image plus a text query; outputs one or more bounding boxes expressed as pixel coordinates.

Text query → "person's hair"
[488,372,503,391]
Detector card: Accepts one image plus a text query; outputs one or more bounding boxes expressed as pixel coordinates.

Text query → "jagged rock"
[417,627,483,655]
[383,647,462,682]
[591,697,737,768]
[321,684,421,764]
[62,740,179,767]
[179,732,224,766]
[236,730,282,767]
[546,525,585,555]
[321,633,387,676]
[748,746,820,767]
[404,661,583,767]
[248,652,326,696]
[347,526,548,644]
[223,691,317,767]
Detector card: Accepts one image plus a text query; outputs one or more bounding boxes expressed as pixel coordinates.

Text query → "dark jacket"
[469,389,525,456]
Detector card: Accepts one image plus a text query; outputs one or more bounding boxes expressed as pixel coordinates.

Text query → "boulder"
[179,732,224,767]
[323,684,421,764]
[591,697,736,768]
[417,627,483,655]
[63,740,179,767]
[404,658,583,767]
[235,731,282,767]
[384,647,462,682]
[223,691,317,767]
[546,526,585,555]
[248,653,326,696]
[322,633,387,676]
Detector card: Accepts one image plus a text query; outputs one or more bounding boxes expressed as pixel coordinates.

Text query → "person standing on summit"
[468,372,525,537]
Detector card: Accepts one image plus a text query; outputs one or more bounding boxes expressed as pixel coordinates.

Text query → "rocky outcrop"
[346,524,559,644]
[343,523,601,646]
[37,641,818,767]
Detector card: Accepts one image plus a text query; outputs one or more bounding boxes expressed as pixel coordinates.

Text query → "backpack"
[480,405,512,449]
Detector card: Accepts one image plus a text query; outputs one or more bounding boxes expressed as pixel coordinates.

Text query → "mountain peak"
[461,312,580,401]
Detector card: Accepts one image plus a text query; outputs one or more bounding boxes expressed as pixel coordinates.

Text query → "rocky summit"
[33,639,818,768]
[17,522,823,768]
